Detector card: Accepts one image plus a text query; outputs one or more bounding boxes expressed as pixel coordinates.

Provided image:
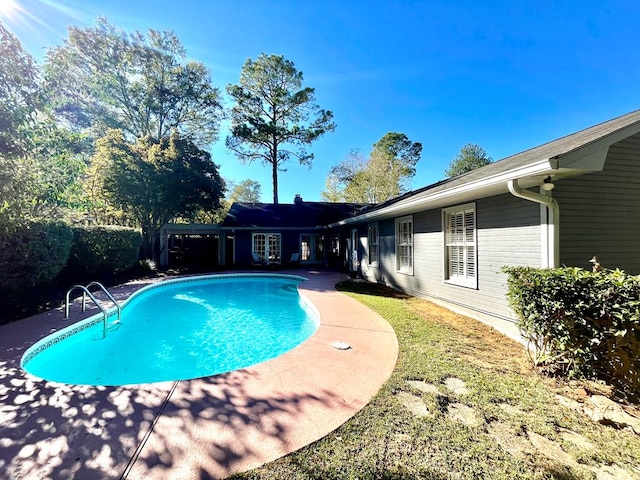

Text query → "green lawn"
[231,281,640,480]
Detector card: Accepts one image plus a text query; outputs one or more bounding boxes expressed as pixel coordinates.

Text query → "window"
[300,235,311,261]
[395,216,413,274]
[252,233,281,264]
[368,223,379,266]
[444,204,477,288]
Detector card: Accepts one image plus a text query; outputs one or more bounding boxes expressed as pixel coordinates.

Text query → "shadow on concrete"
[0,271,359,480]
[0,362,342,479]
[126,371,344,479]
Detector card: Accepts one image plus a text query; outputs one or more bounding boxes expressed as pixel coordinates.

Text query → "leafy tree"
[0,24,76,233]
[226,53,336,204]
[321,132,422,203]
[322,150,368,202]
[88,129,225,259]
[321,171,345,203]
[203,178,262,224]
[44,18,222,146]
[229,179,262,203]
[0,22,39,158]
[372,132,422,178]
[0,155,40,232]
[29,121,92,216]
[0,114,90,228]
[444,143,493,177]
[0,22,37,229]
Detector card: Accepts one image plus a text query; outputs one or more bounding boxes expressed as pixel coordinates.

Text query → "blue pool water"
[22,274,319,386]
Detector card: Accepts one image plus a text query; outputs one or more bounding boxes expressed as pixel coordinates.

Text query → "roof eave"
[330,110,640,227]
[220,225,327,231]
[329,159,559,227]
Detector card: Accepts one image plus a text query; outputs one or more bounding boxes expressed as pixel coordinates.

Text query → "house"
[163,109,640,341]
[330,108,640,339]
[220,194,368,268]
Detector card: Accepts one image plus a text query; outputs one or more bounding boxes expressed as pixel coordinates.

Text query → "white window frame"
[300,234,311,261]
[443,203,477,288]
[395,216,413,275]
[252,232,281,264]
[367,223,379,267]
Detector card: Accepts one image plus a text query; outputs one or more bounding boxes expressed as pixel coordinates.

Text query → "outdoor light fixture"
[541,176,555,191]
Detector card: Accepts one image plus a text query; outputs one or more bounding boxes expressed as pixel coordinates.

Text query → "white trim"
[330,159,558,227]
[350,228,359,272]
[252,232,282,264]
[300,233,311,262]
[367,222,379,267]
[443,203,477,289]
[395,215,413,275]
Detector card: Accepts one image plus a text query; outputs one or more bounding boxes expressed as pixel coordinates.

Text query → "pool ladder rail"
[65,281,122,338]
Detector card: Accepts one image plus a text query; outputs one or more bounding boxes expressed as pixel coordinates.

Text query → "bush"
[0,221,73,290]
[64,226,142,278]
[504,266,640,397]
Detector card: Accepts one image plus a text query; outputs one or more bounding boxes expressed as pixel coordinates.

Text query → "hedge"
[504,266,640,397]
[64,225,142,278]
[0,221,73,290]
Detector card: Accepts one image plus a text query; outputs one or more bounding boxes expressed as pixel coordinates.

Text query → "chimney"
[294,194,303,205]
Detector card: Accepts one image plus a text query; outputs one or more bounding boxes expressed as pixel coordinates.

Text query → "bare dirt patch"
[447,402,484,427]
[237,280,640,480]
[402,294,640,477]
[406,297,640,418]
[486,421,534,457]
[405,380,440,395]
[406,298,533,376]
[396,391,431,418]
[443,377,470,395]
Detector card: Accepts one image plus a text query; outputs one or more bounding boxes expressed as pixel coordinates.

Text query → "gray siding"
[352,127,640,338]
[556,131,640,273]
[354,130,640,328]
[359,194,541,322]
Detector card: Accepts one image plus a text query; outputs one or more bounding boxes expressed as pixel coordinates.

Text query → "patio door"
[349,228,359,272]
[299,234,325,264]
[252,233,281,264]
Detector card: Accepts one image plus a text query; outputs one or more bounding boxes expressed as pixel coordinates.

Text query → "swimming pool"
[21,274,319,386]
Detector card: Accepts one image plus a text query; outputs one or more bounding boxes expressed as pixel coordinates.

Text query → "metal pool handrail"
[86,281,122,324]
[64,283,121,338]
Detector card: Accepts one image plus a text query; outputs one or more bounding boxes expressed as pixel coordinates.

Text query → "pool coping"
[0,270,399,479]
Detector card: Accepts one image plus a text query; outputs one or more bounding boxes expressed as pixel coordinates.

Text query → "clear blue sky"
[3,0,640,203]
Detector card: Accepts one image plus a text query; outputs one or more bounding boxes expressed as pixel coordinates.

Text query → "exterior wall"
[555,132,640,274]
[233,232,253,266]
[231,229,331,266]
[355,130,640,335]
[358,193,541,336]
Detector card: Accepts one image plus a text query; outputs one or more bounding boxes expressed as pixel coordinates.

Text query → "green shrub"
[504,266,640,397]
[64,225,142,278]
[0,221,73,290]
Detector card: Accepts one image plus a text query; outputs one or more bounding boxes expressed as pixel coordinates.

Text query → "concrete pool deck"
[0,270,398,479]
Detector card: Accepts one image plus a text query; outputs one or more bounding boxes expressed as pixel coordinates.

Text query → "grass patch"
[230,280,640,479]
